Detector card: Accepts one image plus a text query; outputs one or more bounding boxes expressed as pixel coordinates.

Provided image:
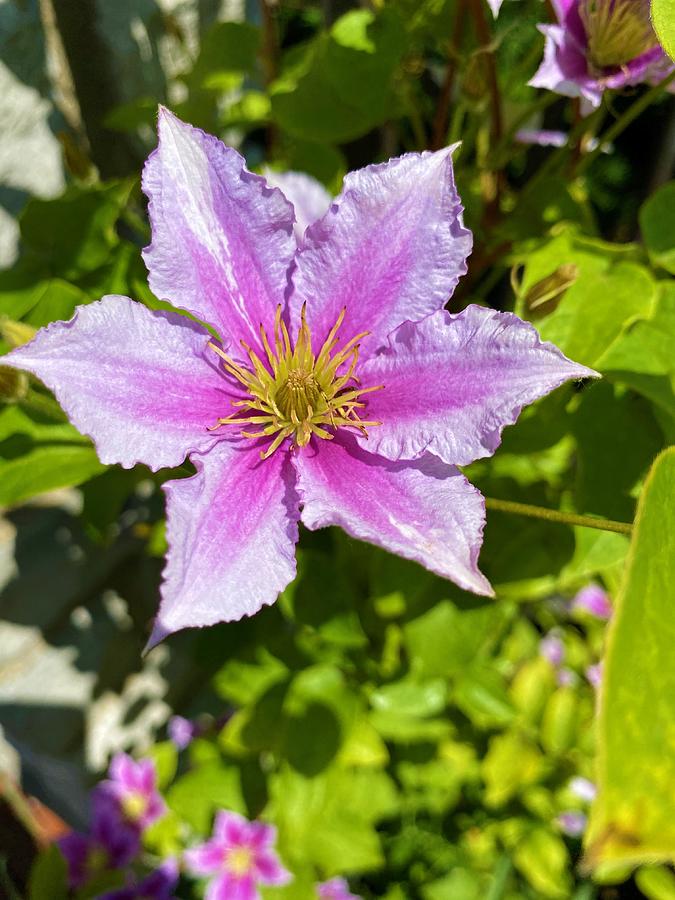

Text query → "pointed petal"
[294,435,492,596]
[289,148,472,355]
[184,841,226,876]
[148,442,299,645]
[6,296,229,470]
[214,810,250,845]
[255,850,292,886]
[357,306,598,467]
[263,169,332,241]
[143,108,295,353]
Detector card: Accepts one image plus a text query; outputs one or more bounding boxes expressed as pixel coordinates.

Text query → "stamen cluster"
[580,0,658,69]
[208,305,383,458]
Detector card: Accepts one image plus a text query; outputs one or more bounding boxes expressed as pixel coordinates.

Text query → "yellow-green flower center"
[226,846,254,876]
[208,305,383,458]
[121,791,147,822]
[580,0,658,69]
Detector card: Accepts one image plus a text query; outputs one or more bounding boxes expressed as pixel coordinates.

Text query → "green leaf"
[599,282,675,422]
[188,21,261,89]
[23,280,91,328]
[538,262,656,368]
[482,731,545,807]
[586,447,675,867]
[19,181,132,279]
[636,866,675,900]
[27,846,68,900]
[271,8,404,143]
[0,405,104,505]
[167,761,245,834]
[652,0,675,61]
[639,182,675,273]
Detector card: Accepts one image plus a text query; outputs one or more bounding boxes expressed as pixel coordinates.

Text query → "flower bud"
[0,317,37,348]
[522,264,578,320]
[0,365,28,401]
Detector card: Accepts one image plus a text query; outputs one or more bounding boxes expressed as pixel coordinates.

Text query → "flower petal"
[184,841,226,876]
[263,169,332,241]
[206,873,258,900]
[143,107,295,354]
[357,306,597,467]
[214,810,250,845]
[6,296,230,470]
[254,850,292,886]
[289,148,472,355]
[294,435,492,596]
[147,442,299,646]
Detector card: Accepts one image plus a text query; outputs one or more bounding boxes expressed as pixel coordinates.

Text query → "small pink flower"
[586,661,603,689]
[556,811,587,837]
[318,877,362,900]
[100,753,166,830]
[573,583,612,620]
[540,631,565,667]
[569,776,597,803]
[168,715,196,750]
[185,811,291,900]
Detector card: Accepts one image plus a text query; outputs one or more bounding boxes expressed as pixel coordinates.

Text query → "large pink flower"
[184,811,291,900]
[530,0,673,108]
[7,109,594,644]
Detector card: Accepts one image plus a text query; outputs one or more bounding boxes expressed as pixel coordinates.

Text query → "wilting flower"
[99,753,166,830]
[573,583,612,619]
[318,877,362,899]
[99,859,180,900]
[540,631,565,667]
[530,0,673,108]
[7,109,595,644]
[58,789,140,889]
[556,811,587,836]
[184,810,291,900]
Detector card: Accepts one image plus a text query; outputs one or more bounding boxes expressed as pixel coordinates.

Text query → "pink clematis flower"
[184,810,291,900]
[100,753,166,831]
[263,169,331,242]
[530,0,673,108]
[6,109,595,644]
[318,877,362,899]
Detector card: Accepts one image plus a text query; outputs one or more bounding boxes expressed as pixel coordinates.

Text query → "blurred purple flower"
[569,776,597,803]
[540,632,565,667]
[557,667,577,687]
[530,0,673,108]
[99,859,180,900]
[100,753,166,830]
[573,583,612,619]
[586,661,603,688]
[7,109,595,644]
[318,877,362,899]
[556,811,587,836]
[185,810,291,900]
[58,790,140,889]
[168,715,196,750]
[487,0,503,16]
[516,128,568,148]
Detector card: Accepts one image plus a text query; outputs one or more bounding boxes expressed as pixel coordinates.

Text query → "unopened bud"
[0,317,37,348]
[0,365,28,401]
[522,264,578,320]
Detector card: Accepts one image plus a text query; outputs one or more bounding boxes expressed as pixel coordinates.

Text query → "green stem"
[488,91,559,167]
[484,497,632,536]
[576,69,675,176]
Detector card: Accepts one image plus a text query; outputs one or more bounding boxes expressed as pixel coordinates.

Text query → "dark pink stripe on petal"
[143,107,295,355]
[6,296,231,471]
[294,435,492,597]
[148,441,299,645]
[289,148,471,357]
[358,306,598,468]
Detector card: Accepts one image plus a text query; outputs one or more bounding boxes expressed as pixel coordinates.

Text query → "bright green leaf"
[639,182,675,273]
[586,447,675,867]
[652,0,675,61]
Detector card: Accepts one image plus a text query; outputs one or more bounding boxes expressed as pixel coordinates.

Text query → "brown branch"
[430,0,468,150]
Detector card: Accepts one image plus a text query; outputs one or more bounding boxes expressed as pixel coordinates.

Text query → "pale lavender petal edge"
[5,296,229,471]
